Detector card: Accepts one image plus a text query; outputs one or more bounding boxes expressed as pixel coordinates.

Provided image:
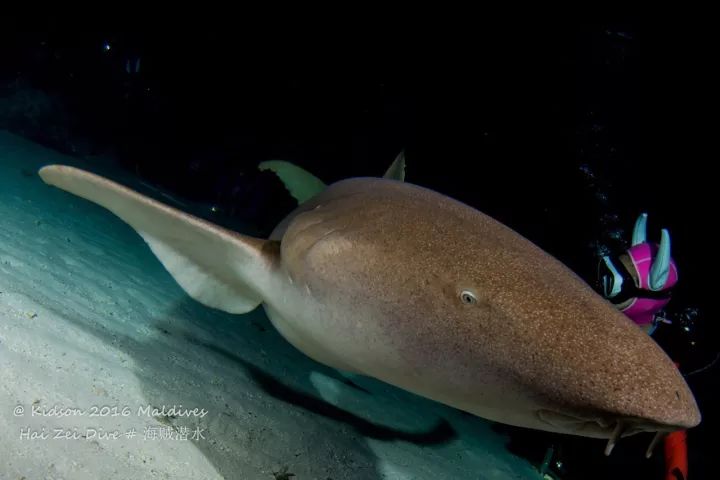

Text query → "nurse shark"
[38,155,700,456]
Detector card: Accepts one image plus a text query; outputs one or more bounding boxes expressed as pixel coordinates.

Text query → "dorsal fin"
[260,151,407,205]
[258,160,327,204]
[383,150,406,181]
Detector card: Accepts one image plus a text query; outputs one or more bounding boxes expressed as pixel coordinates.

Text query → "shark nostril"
[675,391,681,400]
[594,417,612,428]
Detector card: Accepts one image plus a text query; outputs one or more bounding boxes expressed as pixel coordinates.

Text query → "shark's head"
[276,177,701,452]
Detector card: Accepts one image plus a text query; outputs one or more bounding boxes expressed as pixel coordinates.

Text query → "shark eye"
[460,290,477,305]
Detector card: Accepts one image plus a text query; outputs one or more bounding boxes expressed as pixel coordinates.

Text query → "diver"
[597,213,677,334]
[596,212,687,480]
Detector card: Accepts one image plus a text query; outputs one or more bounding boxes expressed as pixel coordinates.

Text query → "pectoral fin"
[39,165,275,314]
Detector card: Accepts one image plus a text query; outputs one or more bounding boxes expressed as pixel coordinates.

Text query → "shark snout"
[537,389,700,456]
[523,368,700,449]
[537,406,699,439]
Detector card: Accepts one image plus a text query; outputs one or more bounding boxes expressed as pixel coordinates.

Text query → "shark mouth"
[537,409,670,457]
[604,420,665,458]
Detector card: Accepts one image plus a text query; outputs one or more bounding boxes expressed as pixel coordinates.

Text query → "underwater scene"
[0,21,715,480]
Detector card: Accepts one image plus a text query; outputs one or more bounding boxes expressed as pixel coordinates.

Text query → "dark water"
[1,20,715,479]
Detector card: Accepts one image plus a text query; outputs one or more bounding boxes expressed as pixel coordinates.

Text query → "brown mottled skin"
[268,177,700,438]
[39,166,700,442]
